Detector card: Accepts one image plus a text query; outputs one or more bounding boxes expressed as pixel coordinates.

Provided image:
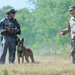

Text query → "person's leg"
[0,42,8,64]
[9,41,16,64]
[70,40,75,63]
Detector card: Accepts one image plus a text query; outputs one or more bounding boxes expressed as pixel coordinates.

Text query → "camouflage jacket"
[63,16,75,39]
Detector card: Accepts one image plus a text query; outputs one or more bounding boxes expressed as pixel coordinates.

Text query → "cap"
[69,5,75,11]
[6,8,17,14]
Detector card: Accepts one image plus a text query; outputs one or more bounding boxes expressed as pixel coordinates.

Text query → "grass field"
[0,55,75,75]
[0,47,74,75]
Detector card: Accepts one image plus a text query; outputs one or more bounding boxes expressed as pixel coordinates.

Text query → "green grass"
[0,55,75,75]
[0,48,74,75]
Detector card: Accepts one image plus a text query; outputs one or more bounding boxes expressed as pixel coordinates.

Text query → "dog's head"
[17,38,24,51]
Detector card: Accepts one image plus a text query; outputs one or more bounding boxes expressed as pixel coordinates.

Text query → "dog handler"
[0,8,21,64]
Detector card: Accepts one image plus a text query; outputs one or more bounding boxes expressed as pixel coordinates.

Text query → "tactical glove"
[1,29,8,35]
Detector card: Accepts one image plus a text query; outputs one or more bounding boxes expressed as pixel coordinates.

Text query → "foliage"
[0,0,75,51]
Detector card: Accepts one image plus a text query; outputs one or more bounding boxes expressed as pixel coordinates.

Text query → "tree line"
[0,0,75,51]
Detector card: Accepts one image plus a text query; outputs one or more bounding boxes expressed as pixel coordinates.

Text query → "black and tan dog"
[17,38,34,63]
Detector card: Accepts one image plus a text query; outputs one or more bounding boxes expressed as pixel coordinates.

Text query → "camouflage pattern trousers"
[0,36,16,64]
[71,39,75,56]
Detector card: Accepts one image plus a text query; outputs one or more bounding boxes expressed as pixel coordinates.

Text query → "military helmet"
[6,8,17,14]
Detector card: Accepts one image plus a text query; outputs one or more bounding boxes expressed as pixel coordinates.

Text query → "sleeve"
[63,23,70,35]
[0,19,9,35]
[0,20,4,34]
[15,19,21,35]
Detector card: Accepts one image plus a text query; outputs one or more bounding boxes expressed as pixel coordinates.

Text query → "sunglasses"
[70,9,74,11]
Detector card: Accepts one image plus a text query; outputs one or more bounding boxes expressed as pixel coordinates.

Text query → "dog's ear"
[16,37,20,45]
[22,38,24,42]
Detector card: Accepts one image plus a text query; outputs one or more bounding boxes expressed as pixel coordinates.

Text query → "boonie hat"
[6,8,17,14]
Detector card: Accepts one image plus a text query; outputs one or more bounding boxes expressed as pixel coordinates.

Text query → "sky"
[0,0,36,11]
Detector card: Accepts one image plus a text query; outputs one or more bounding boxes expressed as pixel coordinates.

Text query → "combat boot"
[71,55,75,63]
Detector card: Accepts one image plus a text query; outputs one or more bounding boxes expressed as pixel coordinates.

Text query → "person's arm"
[15,19,21,35]
[59,24,70,35]
[0,19,8,35]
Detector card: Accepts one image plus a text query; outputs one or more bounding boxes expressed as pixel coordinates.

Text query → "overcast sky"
[0,0,35,11]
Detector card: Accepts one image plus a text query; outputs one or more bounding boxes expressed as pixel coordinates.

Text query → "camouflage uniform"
[62,16,75,63]
[0,9,21,64]
[59,5,75,63]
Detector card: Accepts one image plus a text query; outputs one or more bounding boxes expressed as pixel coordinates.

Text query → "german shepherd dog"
[17,38,34,63]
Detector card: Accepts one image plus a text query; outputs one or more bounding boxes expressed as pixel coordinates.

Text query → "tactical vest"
[4,18,17,32]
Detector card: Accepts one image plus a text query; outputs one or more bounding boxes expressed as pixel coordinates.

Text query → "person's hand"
[8,28,17,34]
[59,30,65,35]
[1,29,8,35]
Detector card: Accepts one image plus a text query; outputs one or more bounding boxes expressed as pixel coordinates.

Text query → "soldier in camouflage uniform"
[59,6,75,63]
[0,8,21,64]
